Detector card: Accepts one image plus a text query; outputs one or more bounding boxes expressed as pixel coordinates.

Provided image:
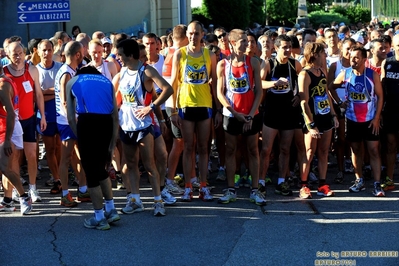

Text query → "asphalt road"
[1,159,398,266]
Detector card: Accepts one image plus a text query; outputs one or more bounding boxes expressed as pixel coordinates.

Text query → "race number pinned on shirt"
[22,81,33,93]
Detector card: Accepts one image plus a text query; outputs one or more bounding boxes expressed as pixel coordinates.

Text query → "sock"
[166,179,174,185]
[103,199,114,212]
[29,184,36,191]
[185,183,192,189]
[190,177,198,183]
[259,180,265,186]
[94,209,105,221]
[200,182,207,188]
[278,178,285,185]
[319,179,326,187]
[132,194,141,203]
[300,181,308,187]
[154,195,162,202]
[62,190,69,197]
[219,166,225,171]
[79,185,87,193]
[3,197,12,203]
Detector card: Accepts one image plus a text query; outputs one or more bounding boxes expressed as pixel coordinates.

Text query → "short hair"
[351,46,367,58]
[71,25,81,36]
[188,20,204,32]
[287,35,300,49]
[9,35,22,42]
[37,39,54,50]
[206,44,220,54]
[114,33,128,47]
[138,43,145,51]
[53,31,67,41]
[143,32,158,40]
[324,28,337,37]
[369,38,384,50]
[274,34,292,48]
[229,29,246,43]
[172,25,187,41]
[303,42,325,64]
[76,33,90,47]
[27,38,42,54]
[381,34,392,45]
[342,37,356,46]
[205,33,218,44]
[6,41,25,54]
[65,41,83,58]
[76,65,101,75]
[214,27,226,34]
[117,39,139,59]
[89,39,103,47]
[302,29,317,40]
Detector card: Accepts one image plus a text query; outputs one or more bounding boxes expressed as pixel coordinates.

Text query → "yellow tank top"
[177,47,212,108]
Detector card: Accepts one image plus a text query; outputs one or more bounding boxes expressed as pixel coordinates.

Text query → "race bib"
[22,81,33,93]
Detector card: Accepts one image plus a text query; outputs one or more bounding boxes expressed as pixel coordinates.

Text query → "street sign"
[17,1,70,24]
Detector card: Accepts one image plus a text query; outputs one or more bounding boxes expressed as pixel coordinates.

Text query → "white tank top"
[55,64,76,125]
[149,55,165,110]
[91,60,113,81]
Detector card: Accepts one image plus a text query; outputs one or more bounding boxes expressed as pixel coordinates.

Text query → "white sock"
[132,194,141,203]
[278,178,285,185]
[104,199,115,212]
[29,184,36,191]
[94,209,105,221]
[79,185,87,193]
[259,180,265,186]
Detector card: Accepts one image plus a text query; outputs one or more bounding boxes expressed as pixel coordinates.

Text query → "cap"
[352,34,364,45]
[339,22,345,27]
[294,23,300,29]
[101,37,112,45]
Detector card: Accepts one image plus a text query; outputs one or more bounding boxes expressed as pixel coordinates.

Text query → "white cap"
[101,37,112,45]
[352,34,364,45]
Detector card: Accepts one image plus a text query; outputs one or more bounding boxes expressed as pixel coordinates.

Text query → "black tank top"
[383,56,399,111]
[305,69,331,116]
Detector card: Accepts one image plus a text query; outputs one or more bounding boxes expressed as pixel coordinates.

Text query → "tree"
[308,11,350,27]
[203,0,250,30]
[249,0,266,26]
[331,4,371,24]
[266,0,297,25]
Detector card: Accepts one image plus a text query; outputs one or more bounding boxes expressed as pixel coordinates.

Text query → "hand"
[160,120,168,134]
[40,117,47,132]
[134,106,152,120]
[234,112,248,123]
[369,117,381,135]
[309,128,321,139]
[242,119,253,133]
[291,95,300,107]
[274,77,289,87]
[170,114,181,129]
[339,101,348,110]
[3,140,13,157]
[333,116,339,128]
[214,112,222,129]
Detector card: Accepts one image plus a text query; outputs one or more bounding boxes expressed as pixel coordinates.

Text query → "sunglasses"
[217,32,226,39]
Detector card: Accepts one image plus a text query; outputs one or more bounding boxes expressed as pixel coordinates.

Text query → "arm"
[30,65,47,132]
[112,72,122,108]
[169,50,182,127]
[329,71,347,109]
[249,57,262,118]
[291,59,303,106]
[151,90,167,133]
[66,77,77,136]
[0,81,16,156]
[108,60,118,79]
[108,83,119,165]
[209,51,222,128]
[370,71,384,135]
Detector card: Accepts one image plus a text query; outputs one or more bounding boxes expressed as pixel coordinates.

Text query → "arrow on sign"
[19,13,27,22]
[18,3,26,12]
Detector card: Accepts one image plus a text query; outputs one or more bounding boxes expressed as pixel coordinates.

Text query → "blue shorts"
[20,115,37,143]
[153,123,162,139]
[57,124,77,141]
[37,120,58,136]
[119,126,154,145]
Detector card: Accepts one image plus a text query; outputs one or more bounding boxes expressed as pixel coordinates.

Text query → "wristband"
[338,100,343,106]
[246,116,253,121]
[159,119,166,123]
[169,112,178,118]
[307,122,316,129]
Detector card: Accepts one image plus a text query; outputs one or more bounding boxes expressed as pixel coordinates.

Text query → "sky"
[191,0,202,8]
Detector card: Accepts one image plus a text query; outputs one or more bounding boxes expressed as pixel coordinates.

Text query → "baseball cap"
[101,37,112,45]
[352,34,364,45]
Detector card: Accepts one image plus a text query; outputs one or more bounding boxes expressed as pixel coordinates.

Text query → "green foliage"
[331,4,371,24]
[308,11,350,27]
[203,0,250,30]
[266,0,297,25]
[249,0,265,26]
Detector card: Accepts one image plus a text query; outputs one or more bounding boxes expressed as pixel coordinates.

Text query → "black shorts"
[263,93,302,130]
[303,113,334,134]
[20,115,37,142]
[333,103,346,120]
[346,119,379,142]
[166,107,182,139]
[178,107,212,122]
[223,113,262,136]
[382,111,399,134]
[119,126,154,145]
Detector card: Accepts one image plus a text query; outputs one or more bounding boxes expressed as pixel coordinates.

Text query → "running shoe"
[174,175,184,187]
[50,180,62,194]
[77,190,91,202]
[29,189,42,203]
[104,209,121,223]
[216,168,226,181]
[275,182,293,196]
[12,188,19,202]
[334,171,344,184]
[20,177,28,186]
[165,182,184,195]
[265,175,272,185]
[345,160,354,173]
[20,196,32,215]
[250,190,266,206]
[299,186,312,199]
[61,193,78,207]
[0,200,16,212]
[317,184,334,197]
[191,178,200,191]
[153,201,166,216]
[199,187,213,202]
[84,216,110,230]
[218,189,237,204]
[373,184,385,197]
[363,166,372,180]
[161,187,177,205]
[258,183,267,196]
[381,176,395,191]
[234,174,244,188]
[349,179,365,193]
[45,175,54,187]
[181,188,193,202]
[121,196,144,214]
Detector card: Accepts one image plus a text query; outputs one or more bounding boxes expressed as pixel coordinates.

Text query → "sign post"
[17,1,71,24]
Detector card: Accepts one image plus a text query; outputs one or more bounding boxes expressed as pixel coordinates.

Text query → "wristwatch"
[308,122,316,129]
[150,102,156,110]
